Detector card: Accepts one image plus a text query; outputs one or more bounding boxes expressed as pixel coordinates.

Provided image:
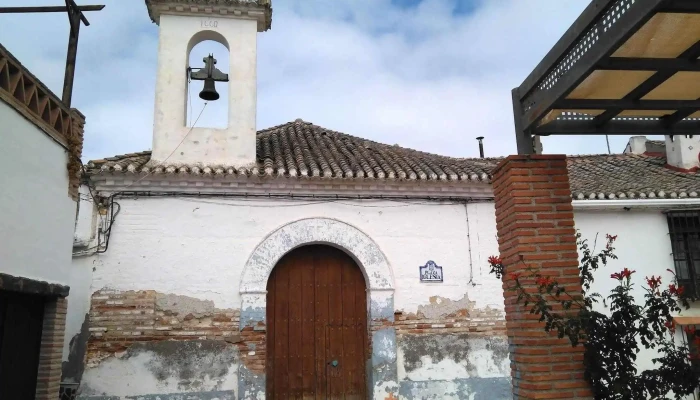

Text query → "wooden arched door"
[266,245,368,399]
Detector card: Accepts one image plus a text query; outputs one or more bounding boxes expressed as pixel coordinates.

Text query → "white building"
[0,43,86,399]
[71,1,700,399]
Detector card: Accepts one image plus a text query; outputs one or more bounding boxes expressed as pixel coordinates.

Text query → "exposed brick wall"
[393,310,506,335]
[240,327,266,373]
[492,155,592,400]
[36,297,67,400]
[87,290,269,372]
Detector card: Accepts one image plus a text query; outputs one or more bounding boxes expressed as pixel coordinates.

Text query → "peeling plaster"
[63,313,90,383]
[238,364,265,400]
[239,306,265,328]
[371,291,395,321]
[398,334,509,380]
[417,295,476,320]
[396,334,510,399]
[156,293,220,318]
[78,392,234,400]
[371,328,399,399]
[80,341,238,397]
[398,377,511,399]
[411,293,504,321]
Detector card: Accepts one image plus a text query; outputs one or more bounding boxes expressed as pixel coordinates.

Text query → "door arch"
[266,245,368,399]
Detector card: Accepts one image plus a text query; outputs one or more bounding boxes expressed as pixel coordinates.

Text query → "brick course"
[35,297,67,400]
[87,290,269,372]
[492,155,593,400]
[393,310,506,336]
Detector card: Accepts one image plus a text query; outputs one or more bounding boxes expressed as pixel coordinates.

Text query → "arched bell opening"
[186,31,229,129]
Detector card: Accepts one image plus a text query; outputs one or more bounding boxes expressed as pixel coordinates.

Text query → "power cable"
[121,102,208,191]
[74,103,208,257]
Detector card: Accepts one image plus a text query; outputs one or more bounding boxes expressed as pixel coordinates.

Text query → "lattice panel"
[539,0,636,93]
[523,0,639,115]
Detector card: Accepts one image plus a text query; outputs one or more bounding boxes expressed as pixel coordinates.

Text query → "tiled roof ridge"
[86,121,700,199]
[275,119,496,163]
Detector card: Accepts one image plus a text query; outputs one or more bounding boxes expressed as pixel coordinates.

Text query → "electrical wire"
[74,104,208,257]
[187,67,193,127]
[121,102,208,191]
[464,201,478,286]
[112,192,483,208]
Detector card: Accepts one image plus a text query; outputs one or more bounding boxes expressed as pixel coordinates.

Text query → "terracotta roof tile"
[89,120,497,183]
[87,120,700,199]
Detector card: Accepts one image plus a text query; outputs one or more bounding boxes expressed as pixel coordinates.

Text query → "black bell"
[199,78,219,101]
[190,54,229,102]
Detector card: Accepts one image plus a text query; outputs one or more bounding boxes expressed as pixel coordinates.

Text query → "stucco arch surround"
[237,217,399,399]
[240,217,395,296]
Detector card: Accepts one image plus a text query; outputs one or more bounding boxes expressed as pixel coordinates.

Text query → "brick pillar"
[35,297,68,400]
[492,155,592,400]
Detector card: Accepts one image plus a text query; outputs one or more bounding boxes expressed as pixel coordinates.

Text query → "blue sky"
[0,0,645,161]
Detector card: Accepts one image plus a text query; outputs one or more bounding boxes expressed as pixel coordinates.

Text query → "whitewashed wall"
[0,100,90,364]
[575,208,698,395]
[73,196,506,397]
[77,197,502,316]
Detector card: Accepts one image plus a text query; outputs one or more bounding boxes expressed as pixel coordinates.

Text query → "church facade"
[69,1,700,399]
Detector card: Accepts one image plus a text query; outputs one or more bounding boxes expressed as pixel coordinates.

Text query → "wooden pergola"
[512,0,700,154]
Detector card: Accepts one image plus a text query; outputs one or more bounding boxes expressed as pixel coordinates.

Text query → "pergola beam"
[557,99,700,110]
[537,119,700,135]
[597,57,700,71]
[0,5,104,13]
[661,0,700,13]
[663,97,700,126]
[594,39,700,126]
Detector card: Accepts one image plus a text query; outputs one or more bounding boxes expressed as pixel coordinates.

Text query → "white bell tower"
[145,0,272,167]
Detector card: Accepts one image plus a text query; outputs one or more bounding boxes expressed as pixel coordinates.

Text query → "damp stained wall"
[72,197,509,398]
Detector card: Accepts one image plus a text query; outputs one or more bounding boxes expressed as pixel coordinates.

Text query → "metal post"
[512,88,534,155]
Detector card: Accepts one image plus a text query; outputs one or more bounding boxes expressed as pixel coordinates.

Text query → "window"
[667,211,700,298]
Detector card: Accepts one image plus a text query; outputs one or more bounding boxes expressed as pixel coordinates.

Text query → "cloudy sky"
[1,0,650,161]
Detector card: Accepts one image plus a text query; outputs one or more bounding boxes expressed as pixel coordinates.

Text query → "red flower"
[645,276,662,290]
[509,272,521,281]
[488,256,502,266]
[605,234,618,241]
[611,268,636,280]
[536,276,554,287]
[669,284,685,297]
[685,326,696,336]
[664,319,676,333]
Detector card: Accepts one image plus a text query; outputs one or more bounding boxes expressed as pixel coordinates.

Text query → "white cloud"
[1,0,642,161]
